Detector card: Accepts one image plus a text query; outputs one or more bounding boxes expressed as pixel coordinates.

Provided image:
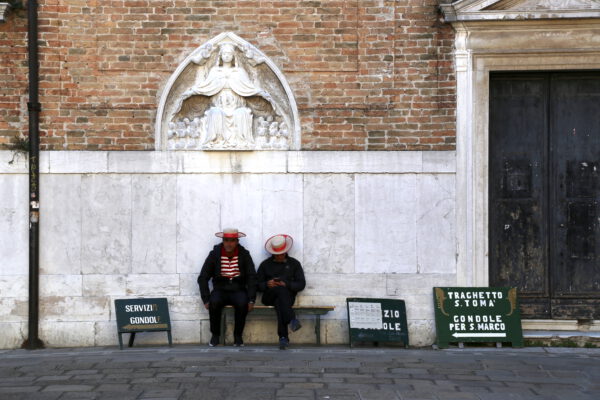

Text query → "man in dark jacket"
[198,228,257,347]
[257,234,306,349]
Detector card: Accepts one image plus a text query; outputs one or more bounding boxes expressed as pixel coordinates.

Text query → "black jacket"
[197,243,257,304]
[257,256,306,294]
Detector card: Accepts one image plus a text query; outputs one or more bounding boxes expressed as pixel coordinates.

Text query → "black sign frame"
[346,297,409,347]
[114,298,172,349]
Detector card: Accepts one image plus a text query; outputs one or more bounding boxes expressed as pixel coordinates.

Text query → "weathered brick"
[0,0,455,151]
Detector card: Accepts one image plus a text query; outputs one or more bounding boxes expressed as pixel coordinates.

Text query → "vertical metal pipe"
[22,0,44,350]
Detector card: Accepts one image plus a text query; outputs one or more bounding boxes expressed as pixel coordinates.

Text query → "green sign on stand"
[346,298,409,347]
[114,298,172,349]
[433,287,523,348]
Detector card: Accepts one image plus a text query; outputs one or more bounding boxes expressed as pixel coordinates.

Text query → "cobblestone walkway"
[0,345,598,399]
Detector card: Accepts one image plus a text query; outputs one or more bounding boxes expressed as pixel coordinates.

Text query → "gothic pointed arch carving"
[155,32,300,151]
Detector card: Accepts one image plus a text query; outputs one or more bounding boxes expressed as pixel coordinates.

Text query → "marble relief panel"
[131,175,177,274]
[355,174,418,274]
[218,174,266,258]
[176,174,223,274]
[0,175,28,275]
[40,174,82,275]
[417,174,456,274]
[303,174,355,274]
[81,175,132,275]
[259,174,303,263]
[40,275,82,297]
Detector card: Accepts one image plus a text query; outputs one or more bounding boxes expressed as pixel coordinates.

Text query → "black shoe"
[234,335,244,347]
[290,318,302,332]
[209,335,220,347]
[279,337,289,350]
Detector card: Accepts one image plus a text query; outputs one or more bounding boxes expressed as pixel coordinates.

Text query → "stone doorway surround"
[441,0,600,332]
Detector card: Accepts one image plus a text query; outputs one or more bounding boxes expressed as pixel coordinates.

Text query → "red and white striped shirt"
[220,246,240,279]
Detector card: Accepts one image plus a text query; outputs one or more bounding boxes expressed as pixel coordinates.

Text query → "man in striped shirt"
[198,228,257,347]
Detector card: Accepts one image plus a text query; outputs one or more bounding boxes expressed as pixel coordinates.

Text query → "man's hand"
[267,279,286,288]
[204,302,209,310]
[248,303,254,312]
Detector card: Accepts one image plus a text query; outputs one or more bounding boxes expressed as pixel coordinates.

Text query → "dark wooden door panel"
[490,72,600,319]
[489,75,549,318]
[551,74,600,305]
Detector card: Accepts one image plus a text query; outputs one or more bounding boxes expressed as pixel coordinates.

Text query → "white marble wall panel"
[81,175,132,274]
[288,151,423,173]
[0,175,28,275]
[355,174,418,273]
[125,274,179,296]
[417,175,456,274]
[304,273,387,297]
[40,174,82,275]
[131,175,177,274]
[303,174,354,274]
[40,296,110,322]
[82,274,126,297]
[408,319,436,347]
[108,151,182,174]
[0,151,28,173]
[46,151,107,173]
[93,321,117,346]
[179,273,199,296]
[182,151,288,173]
[0,150,461,348]
[0,275,28,298]
[40,321,96,347]
[168,295,203,321]
[176,174,223,274]
[1,150,457,175]
[170,319,201,344]
[218,174,265,258]
[259,174,303,263]
[0,298,28,322]
[40,274,82,297]
[422,151,456,173]
[386,273,456,297]
[0,322,25,348]
[323,319,349,344]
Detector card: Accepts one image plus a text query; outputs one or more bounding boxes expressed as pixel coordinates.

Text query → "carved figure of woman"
[173,43,273,147]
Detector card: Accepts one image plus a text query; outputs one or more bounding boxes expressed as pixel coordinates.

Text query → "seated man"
[257,234,306,349]
[198,228,256,347]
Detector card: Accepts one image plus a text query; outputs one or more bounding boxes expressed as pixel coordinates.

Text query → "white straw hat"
[215,228,246,238]
[265,234,293,255]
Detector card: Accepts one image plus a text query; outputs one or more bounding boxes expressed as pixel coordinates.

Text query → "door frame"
[441,8,600,327]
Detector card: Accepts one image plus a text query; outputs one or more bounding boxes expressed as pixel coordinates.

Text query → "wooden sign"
[114,298,172,349]
[346,298,409,347]
[433,287,523,348]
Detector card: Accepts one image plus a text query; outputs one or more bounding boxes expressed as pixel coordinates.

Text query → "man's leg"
[269,287,295,339]
[228,290,249,338]
[208,290,226,338]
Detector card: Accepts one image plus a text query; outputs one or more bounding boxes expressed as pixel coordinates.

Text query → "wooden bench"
[221,305,335,345]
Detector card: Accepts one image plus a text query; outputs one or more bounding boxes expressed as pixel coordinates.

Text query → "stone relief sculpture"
[156,32,300,151]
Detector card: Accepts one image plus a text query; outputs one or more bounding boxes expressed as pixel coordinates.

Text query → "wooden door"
[489,72,600,319]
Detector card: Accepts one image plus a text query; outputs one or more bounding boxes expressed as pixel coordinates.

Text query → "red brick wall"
[0,1,455,151]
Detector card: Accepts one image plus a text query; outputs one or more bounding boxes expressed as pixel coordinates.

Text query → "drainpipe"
[22,0,44,350]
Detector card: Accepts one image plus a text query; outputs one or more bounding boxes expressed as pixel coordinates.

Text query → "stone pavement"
[0,345,598,400]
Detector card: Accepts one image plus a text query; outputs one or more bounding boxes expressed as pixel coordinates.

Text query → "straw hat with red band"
[265,234,293,255]
[215,228,246,239]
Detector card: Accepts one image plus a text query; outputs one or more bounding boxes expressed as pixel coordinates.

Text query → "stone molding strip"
[0,151,455,175]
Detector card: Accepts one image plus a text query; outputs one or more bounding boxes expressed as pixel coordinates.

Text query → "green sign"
[433,287,523,348]
[114,298,172,349]
[346,298,409,347]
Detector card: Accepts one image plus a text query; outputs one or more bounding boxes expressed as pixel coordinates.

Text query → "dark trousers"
[208,289,249,337]
[261,286,296,339]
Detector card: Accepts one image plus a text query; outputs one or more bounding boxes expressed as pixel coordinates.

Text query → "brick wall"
[0,0,455,151]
